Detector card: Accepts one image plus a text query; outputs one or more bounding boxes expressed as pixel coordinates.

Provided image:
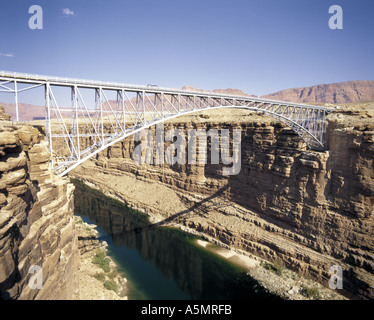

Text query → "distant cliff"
[0,102,45,122]
[261,80,374,104]
[182,86,256,97]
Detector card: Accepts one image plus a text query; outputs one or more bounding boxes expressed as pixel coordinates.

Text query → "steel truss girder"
[0,71,335,176]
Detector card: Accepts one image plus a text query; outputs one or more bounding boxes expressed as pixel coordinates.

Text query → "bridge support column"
[14,80,19,122]
[72,85,80,160]
[45,83,53,165]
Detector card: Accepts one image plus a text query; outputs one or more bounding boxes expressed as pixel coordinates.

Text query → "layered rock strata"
[0,120,79,299]
[72,106,374,299]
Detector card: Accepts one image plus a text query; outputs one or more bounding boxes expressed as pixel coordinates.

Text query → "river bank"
[194,238,346,300]
[71,167,347,300]
[74,215,128,300]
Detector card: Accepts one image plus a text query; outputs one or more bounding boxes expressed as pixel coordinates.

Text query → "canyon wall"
[0,120,79,299]
[73,106,374,299]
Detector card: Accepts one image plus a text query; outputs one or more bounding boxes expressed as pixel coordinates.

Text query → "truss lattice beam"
[0,70,336,176]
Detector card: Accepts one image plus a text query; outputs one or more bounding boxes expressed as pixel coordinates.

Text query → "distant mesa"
[182,85,256,97]
[261,80,374,104]
[182,80,374,104]
[182,85,210,93]
[213,88,257,97]
[0,102,45,122]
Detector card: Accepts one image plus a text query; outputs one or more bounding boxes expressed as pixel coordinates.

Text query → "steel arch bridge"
[0,71,335,176]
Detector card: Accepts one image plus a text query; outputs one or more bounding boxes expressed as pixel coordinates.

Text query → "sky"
[0,0,373,102]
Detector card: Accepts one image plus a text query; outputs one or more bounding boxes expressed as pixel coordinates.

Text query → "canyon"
[0,98,373,300]
[71,103,374,300]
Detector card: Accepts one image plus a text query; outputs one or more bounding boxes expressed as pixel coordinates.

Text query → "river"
[73,180,280,300]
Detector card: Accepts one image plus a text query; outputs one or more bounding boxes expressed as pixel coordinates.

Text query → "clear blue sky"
[1,0,373,97]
